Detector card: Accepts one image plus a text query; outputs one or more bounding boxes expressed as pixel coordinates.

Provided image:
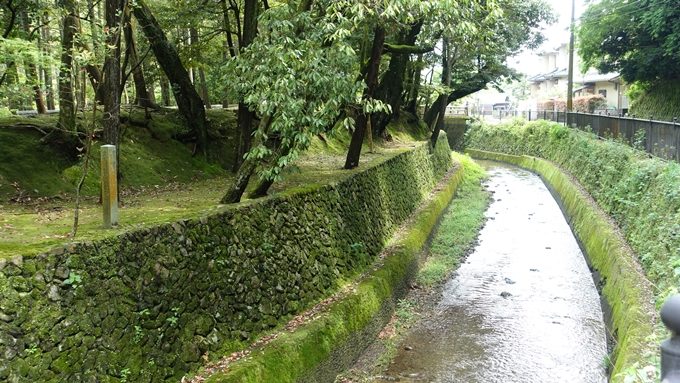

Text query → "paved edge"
[202,156,467,383]
[467,148,657,382]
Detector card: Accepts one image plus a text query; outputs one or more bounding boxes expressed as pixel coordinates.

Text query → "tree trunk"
[423,75,492,129]
[405,54,422,114]
[40,14,55,110]
[144,62,157,104]
[222,115,271,203]
[221,0,237,58]
[249,178,274,198]
[234,0,258,170]
[345,26,385,170]
[31,64,47,113]
[124,9,155,108]
[229,0,242,48]
[189,27,211,109]
[58,0,78,132]
[159,74,171,106]
[133,0,208,156]
[373,21,423,137]
[22,12,47,113]
[101,0,124,202]
[87,0,101,60]
[429,39,451,147]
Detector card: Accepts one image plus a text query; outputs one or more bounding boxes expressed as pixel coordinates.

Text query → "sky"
[508,0,587,76]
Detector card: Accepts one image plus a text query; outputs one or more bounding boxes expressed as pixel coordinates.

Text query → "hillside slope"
[0,108,237,202]
[629,80,680,121]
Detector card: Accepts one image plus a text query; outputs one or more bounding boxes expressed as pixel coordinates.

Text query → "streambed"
[374,162,608,383]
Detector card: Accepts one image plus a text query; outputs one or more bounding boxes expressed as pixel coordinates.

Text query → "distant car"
[593,106,619,115]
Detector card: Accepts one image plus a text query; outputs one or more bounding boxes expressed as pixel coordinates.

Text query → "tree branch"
[3,0,17,38]
[383,43,434,55]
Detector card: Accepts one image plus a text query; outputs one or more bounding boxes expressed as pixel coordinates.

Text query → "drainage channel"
[374,162,608,383]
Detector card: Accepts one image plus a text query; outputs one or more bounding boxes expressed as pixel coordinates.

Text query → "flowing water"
[376,162,608,383]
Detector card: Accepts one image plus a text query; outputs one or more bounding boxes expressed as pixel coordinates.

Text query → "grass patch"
[0,111,428,258]
[417,153,489,287]
[0,108,235,202]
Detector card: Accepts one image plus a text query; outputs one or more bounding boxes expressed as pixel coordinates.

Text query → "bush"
[538,95,607,113]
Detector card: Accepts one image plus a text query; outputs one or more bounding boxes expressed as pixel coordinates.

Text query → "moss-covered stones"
[0,136,453,382]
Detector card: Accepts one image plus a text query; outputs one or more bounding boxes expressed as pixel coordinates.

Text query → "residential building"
[527,43,629,112]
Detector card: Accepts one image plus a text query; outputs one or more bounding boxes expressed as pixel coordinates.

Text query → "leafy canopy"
[577,0,680,83]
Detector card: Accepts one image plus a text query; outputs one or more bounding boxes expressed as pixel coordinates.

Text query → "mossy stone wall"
[0,137,452,383]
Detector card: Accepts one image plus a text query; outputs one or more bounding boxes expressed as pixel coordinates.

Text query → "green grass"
[417,153,489,287]
[0,112,426,258]
[0,108,234,202]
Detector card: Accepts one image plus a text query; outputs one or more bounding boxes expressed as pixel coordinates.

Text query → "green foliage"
[577,0,680,83]
[417,153,488,286]
[629,80,680,121]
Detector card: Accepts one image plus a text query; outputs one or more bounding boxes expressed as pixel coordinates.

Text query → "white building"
[527,43,629,112]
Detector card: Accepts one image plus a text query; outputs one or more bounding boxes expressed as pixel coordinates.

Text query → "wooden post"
[101,144,119,228]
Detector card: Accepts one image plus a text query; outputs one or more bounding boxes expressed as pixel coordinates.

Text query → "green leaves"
[577,0,680,83]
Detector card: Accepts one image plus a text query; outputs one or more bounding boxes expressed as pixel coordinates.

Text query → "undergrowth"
[417,153,489,286]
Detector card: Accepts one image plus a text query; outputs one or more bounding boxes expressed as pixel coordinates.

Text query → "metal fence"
[494,110,680,162]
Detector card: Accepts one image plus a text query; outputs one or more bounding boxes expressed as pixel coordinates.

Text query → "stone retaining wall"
[0,136,452,383]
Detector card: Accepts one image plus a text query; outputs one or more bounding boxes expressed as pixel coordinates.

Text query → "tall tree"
[221,0,362,202]
[233,0,258,170]
[578,0,680,83]
[372,21,430,137]
[421,0,554,135]
[58,0,78,132]
[132,0,209,155]
[344,26,385,169]
[189,27,211,108]
[123,6,155,108]
[21,9,47,113]
[101,0,123,147]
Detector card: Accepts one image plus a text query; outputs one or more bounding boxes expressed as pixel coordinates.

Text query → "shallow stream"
[376,162,608,383]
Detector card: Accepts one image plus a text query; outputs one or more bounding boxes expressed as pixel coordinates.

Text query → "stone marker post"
[661,295,680,382]
[100,145,118,228]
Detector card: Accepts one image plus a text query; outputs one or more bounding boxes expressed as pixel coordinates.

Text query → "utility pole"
[567,0,576,113]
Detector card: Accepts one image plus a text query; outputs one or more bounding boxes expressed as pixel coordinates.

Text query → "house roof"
[530,70,621,84]
[528,67,569,82]
[576,72,621,83]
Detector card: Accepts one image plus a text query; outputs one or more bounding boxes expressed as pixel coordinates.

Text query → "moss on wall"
[0,136,453,382]
[204,151,467,383]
